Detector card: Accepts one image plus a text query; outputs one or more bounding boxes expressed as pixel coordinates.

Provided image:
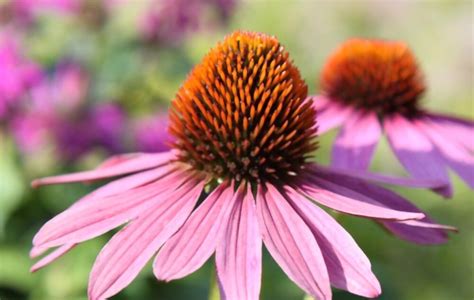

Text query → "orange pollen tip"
[169,31,318,182]
[320,38,426,117]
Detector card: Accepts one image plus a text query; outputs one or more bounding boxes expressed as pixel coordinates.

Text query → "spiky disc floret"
[170,31,318,182]
[321,39,426,117]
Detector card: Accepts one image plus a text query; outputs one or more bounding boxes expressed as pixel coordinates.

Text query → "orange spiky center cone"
[320,38,426,117]
[170,31,318,183]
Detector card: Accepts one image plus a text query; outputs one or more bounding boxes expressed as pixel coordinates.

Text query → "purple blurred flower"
[48,102,126,161]
[0,0,80,26]
[90,103,126,154]
[133,112,173,152]
[12,61,126,161]
[0,33,42,122]
[140,0,237,44]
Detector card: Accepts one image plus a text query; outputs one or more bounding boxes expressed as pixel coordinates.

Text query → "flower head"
[315,38,474,196]
[31,32,454,300]
[171,31,317,182]
[321,39,425,117]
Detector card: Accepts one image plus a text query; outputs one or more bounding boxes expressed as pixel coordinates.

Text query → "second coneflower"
[31,32,454,300]
[314,38,473,197]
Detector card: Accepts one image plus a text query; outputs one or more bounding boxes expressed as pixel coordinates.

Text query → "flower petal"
[385,115,452,196]
[313,170,456,244]
[310,95,330,111]
[32,151,174,187]
[88,178,204,300]
[154,182,237,281]
[298,176,424,221]
[284,185,381,298]
[216,184,262,300]
[256,183,332,300]
[331,112,381,170]
[30,244,76,272]
[33,168,187,249]
[315,102,353,135]
[31,165,177,264]
[311,164,448,189]
[426,112,474,151]
[417,119,474,188]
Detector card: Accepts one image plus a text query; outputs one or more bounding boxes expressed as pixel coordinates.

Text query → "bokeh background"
[0,0,472,299]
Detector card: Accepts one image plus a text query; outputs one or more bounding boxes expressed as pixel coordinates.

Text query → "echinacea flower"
[31,31,454,300]
[314,38,474,197]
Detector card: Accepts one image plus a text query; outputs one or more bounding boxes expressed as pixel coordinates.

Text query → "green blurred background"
[0,0,473,299]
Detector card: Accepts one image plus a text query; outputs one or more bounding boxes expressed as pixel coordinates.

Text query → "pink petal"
[73,164,178,208]
[284,185,381,298]
[313,170,456,244]
[93,153,145,169]
[316,101,353,135]
[417,119,474,188]
[216,184,262,300]
[153,182,237,281]
[30,244,76,272]
[31,151,174,187]
[426,114,474,152]
[332,112,381,170]
[88,178,205,300]
[298,176,424,221]
[30,165,178,260]
[256,183,332,300]
[385,115,452,196]
[33,168,187,249]
[311,164,448,189]
[310,95,330,111]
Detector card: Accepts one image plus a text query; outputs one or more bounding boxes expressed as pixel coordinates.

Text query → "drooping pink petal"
[425,113,474,152]
[417,119,474,188]
[256,183,332,300]
[31,151,175,187]
[311,164,448,189]
[88,178,205,300]
[31,163,182,269]
[33,168,187,250]
[30,244,76,272]
[94,153,144,169]
[310,95,330,111]
[331,112,381,170]
[384,115,452,196]
[315,102,353,135]
[284,185,381,298]
[313,170,456,244]
[73,164,179,208]
[298,176,424,221]
[153,182,237,281]
[216,184,262,300]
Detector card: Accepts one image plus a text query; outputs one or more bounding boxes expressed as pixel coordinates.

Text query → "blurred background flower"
[0,1,472,300]
[0,32,42,123]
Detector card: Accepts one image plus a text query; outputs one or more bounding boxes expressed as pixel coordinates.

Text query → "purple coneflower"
[31,32,454,300]
[314,38,473,197]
